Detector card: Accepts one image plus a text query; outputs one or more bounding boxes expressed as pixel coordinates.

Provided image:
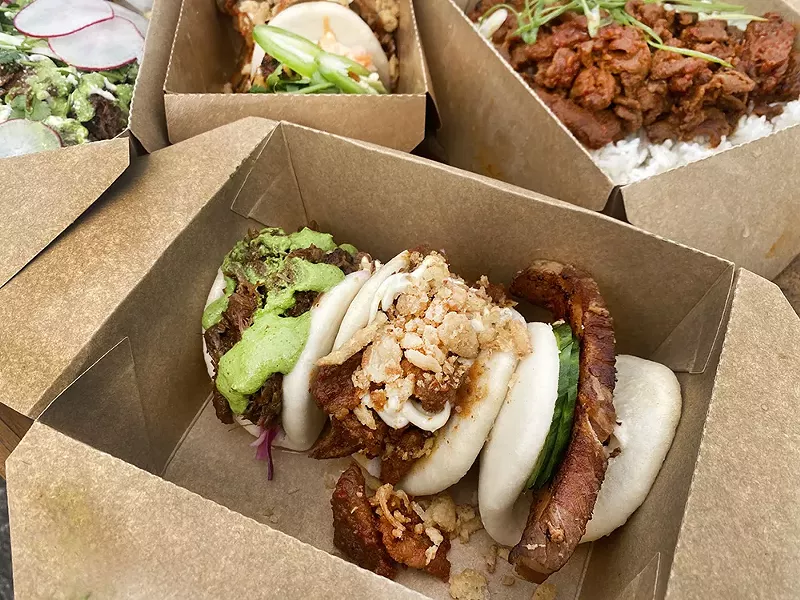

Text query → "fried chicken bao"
[471,0,800,149]
[310,249,531,490]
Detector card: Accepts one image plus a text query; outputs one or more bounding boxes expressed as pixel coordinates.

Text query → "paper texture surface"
[2,118,797,600]
[7,423,426,600]
[0,138,129,289]
[165,0,428,150]
[667,271,800,599]
[416,0,800,278]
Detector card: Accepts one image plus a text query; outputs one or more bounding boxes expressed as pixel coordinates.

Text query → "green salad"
[0,0,140,149]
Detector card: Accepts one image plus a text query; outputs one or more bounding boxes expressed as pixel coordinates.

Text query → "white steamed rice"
[593,99,800,185]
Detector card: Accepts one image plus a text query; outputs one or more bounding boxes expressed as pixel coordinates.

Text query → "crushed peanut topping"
[321,250,530,434]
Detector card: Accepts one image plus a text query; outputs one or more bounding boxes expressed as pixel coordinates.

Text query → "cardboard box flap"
[622,124,800,280]
[128,0,184,152]
[164,0,427,151]
[0,118,279,419]
[6,422,426,600]
[414,0,614,210]
[39,338,152,472]
[0,138,130,290]
[651,265,735,374]
[667,269,800,599]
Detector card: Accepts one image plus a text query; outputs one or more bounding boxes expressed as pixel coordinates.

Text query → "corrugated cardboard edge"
[0,118,280,420]
[0,138,130,289]
[666,269,800,599]
[5,422,427,600]
[164,0,427,151]
[128,0,184,152]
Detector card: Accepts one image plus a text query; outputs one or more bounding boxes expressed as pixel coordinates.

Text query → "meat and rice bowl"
[472,0,800,184]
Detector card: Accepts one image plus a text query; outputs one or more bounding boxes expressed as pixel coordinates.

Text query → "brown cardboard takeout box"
[0,0,182,290]
[413,0,800,280]
[1,118,799,599]
[163,0,431,150]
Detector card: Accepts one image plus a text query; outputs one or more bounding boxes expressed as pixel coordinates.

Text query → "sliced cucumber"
[525,322,577,489]
[537,328,580,486]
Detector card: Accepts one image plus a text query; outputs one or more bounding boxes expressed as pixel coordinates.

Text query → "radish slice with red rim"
[49,16,143,71]
[108,2,149,37]
[0,120,62,159]
[14,0,113,38]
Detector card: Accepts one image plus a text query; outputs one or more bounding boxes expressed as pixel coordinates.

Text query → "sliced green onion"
[253,25,321,79]
[648,40,733,67]
[316,51,383,94]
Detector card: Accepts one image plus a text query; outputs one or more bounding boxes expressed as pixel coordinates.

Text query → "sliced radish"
[108,2,149,37]
[48,16,143,71]
[0,120,62,159]
[14,0,113,38]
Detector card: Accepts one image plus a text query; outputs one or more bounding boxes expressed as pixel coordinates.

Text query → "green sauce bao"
[204,227,355,415]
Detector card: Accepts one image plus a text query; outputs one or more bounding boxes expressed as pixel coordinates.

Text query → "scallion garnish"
[478,0,765,65]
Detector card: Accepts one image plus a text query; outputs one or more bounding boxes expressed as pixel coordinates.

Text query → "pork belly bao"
[217,0,399,94]
[313,254,682,582]
[471,0,800,184]
[202,227,374,474]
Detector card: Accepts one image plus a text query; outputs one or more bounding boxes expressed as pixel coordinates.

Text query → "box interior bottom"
[163,399,591,599]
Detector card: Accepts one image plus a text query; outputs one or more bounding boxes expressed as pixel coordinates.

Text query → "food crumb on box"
[449,568,489,600]
[324,465,346,490]
[455,504,483,543]
[496,546,510,561]
[262,507,274,517]
[269,515,279,524]
[501,575,516,587]
[532,583,557,600]
[486,544,498,574]
[423,493,457,534]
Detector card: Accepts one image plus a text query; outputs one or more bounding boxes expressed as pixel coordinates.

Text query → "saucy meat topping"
[312,250,529,482]
[472,1,800,149]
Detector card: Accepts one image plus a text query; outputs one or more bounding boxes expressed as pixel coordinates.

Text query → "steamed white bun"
[334,251,409,349]
[478,323,561,546]
[281,269,370,450]
[582,355,682,542]
[398,350,519,496]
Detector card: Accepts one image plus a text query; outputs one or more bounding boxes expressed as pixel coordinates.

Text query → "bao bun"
[265,1,391,87]
[202,268,369,450]
[478,323,561,546]
[479,331,682,546]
